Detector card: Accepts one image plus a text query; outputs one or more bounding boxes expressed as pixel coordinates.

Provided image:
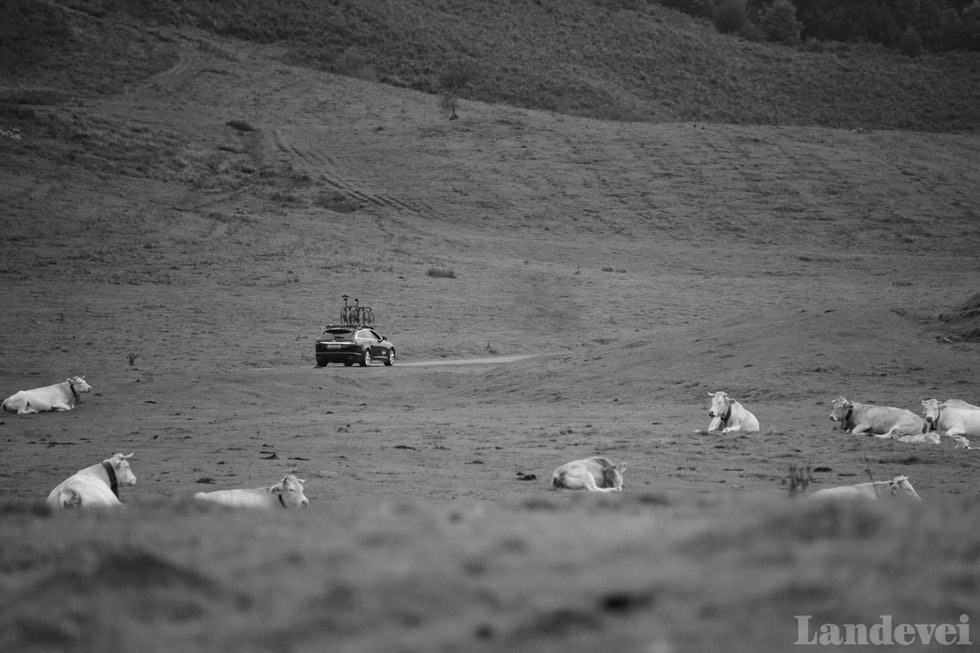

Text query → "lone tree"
[437,62,476,120]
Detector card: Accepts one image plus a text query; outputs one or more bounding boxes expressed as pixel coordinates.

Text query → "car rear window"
[322,328,354,340]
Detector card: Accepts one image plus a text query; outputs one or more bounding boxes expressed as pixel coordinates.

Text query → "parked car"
[315,326,395,367]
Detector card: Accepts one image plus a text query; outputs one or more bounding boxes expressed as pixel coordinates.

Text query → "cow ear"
[617,463,627,473]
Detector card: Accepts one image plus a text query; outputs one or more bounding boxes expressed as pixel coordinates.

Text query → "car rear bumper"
[315,343,364,365]
[316,352,363,360]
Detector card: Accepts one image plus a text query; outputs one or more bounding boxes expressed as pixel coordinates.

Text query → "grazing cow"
[829,397,925,438]
[921,399,980,449]
[47,453,136,510]
[810,475,922,502]
[194,475,310,509]
[703,391,760,433]
[552,457,626,493]
[2,376,92,415]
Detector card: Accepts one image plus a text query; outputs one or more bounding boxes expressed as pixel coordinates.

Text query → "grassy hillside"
[4,0,979,131]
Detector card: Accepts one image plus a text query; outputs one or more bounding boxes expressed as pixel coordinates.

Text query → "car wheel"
[343,361,354,367]
[384,349,395,366]
[316,357,328,367]
[360,349,371,367]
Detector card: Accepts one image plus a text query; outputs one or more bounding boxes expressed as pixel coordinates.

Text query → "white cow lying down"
[194,475,309,509]
[922,398,980,449]
[47,452,136,510]
[810,475,922,502]
[552,457,626,493]
[700,391,760,434]
[2,376,92,415]
[829,396,927,440]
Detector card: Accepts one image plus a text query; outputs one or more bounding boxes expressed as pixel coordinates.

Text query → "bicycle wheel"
[362,307,374,326]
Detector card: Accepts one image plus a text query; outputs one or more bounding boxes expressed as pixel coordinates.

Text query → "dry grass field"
[2,4,980,652]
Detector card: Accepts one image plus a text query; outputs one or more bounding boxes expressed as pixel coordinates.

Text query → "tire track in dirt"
[270,128,437,219]
[138,44,203,95]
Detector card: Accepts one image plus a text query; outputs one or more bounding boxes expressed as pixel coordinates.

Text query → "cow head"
[707,391,733,419]
[829,397,852,428]
[68,376,92,394]
[888,475,922,501]
[107,452,137,486]
[272,475,309,508]
[920,399,942,430]
[601,463,627,492]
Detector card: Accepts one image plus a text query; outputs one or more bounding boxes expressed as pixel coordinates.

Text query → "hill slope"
[2,8,980,653]
[4,0,980,131]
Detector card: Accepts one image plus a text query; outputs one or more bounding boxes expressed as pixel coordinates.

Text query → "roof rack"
[337,295,375,327]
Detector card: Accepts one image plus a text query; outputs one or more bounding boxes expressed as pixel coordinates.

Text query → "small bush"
[713,0,748,35]
[225,119,255,132]
[269,189,303,205]
[426,267,457,279]
[899,27,923,58]
[314,191,360,213]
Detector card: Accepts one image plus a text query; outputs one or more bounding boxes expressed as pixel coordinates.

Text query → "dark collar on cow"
[102,461,119,497]
[278,493,286,508]
[720,405,732,426]
[842,406,854,431]
[69,382,80,403]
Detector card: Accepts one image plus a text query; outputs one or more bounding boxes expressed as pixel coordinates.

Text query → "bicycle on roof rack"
[339,294,374,327]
